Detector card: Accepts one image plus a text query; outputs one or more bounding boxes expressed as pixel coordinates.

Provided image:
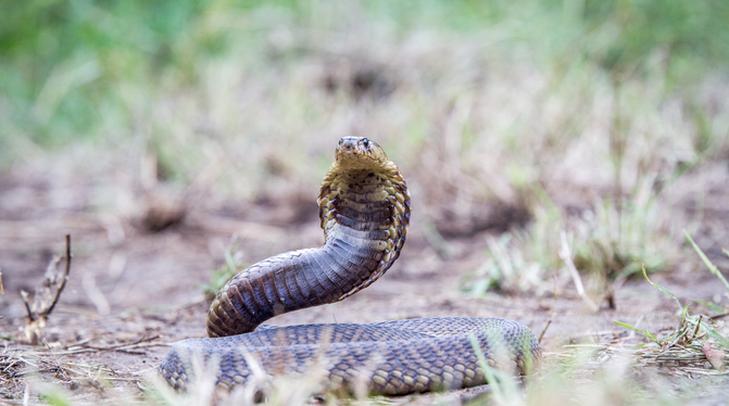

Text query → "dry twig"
[538,319,552,345]
[559,231,599,312]
[19,235,73,344]
[710,312,729,321]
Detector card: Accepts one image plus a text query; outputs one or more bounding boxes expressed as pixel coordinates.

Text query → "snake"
[159,136,540,396]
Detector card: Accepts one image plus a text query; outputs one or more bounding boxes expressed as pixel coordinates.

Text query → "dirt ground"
[1,156,728,404]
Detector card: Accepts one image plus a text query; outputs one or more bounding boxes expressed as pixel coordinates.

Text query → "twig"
[52,335,167,356]
[559,231,599,312]
[537,319,552,345]
[709,312,729,320]
[691,315,703,340]
[0,269,4,295]
[80,334,160,352]
[19,235,74,344]
[19,291,35,322]
[62,338,92,348]
[41,234,72,318]
[685,231,729,292]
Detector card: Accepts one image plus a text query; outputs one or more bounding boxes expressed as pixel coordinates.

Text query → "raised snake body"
[160,137,540,395]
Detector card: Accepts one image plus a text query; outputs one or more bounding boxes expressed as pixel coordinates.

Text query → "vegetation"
[203,239,244,302]
[2,0,729,404]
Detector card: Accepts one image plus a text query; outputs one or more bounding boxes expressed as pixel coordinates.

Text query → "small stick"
[81,334,160,352]
[538,319,552,345]
[691,315,703,339]
[20,290,35,322]
[559,231,599,312]
[40,234,72,318]
[709,312,729,320]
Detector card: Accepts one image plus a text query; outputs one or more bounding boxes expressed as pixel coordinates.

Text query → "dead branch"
[42,234,72,318]
[19,235,73,344]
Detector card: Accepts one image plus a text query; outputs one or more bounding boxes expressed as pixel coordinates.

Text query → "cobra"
[159,136,540,396]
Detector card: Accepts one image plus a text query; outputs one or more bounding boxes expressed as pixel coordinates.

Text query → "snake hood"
[318,136,410,289]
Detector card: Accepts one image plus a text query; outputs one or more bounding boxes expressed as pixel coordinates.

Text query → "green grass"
[203,240,245,302]
[3,1,729,155]
[4,3,729,402]
[612,240,729,376]
[17,244,729,405]
[8,0,716,316]
[463,191,673,296]
[3,1,728,202]
[466,241,729,406]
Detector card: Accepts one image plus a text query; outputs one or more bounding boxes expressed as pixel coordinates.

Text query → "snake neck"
[206,159,410,338]
[318,161,410,299]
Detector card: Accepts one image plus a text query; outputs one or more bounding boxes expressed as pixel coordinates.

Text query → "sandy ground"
[0,158,728,404]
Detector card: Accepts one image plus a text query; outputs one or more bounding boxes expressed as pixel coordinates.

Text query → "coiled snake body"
[160,137,540,395]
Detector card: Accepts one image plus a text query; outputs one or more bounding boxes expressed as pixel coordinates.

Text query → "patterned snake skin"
[159,137,540,395]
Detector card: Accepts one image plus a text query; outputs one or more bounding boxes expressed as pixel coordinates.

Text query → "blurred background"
[1,0,729,403]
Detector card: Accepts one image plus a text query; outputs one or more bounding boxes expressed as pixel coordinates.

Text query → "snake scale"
[160,136,540,396]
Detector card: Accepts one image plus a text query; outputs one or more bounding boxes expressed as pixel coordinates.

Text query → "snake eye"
[361,138,370,148]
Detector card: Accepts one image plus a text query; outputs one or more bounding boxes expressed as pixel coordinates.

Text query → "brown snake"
[159,136,540,396]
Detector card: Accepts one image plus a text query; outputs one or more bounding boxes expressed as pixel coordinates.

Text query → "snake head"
[335,136,390,171]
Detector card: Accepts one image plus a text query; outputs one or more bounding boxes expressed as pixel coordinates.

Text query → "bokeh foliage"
[2,0,729,157]
[1,0,216,146]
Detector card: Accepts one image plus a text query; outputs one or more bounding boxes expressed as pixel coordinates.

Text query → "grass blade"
[614,321,659,344]
[685,231,729,293]
[640,265,682,310]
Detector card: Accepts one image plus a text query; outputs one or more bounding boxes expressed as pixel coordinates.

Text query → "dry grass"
[8,1,725,297]
[2,1,729,404]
